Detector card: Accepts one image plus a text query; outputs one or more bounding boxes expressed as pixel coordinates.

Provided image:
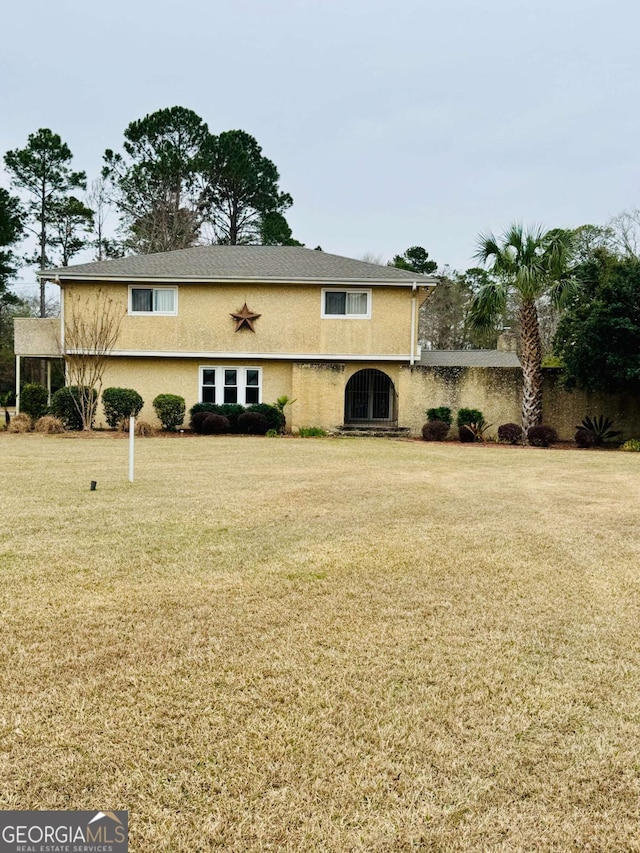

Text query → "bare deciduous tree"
[61,288,125,429]
[607,208,640,259]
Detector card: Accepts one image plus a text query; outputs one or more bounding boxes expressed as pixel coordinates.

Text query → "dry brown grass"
[34,415,65,434]
[1,434,639,852]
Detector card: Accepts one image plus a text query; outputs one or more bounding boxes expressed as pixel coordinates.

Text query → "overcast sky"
[2,0,638,292]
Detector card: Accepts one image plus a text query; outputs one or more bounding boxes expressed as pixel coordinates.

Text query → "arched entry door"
[344,369,396,425]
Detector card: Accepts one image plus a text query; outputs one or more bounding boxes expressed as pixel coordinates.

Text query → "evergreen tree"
[4,128,87,315]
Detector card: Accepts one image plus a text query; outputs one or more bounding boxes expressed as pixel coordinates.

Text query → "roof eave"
[38,272,439,287]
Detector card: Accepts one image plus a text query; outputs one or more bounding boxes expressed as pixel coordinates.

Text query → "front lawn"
[1,434,639,851]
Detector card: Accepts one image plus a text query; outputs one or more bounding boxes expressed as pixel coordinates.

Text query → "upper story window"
[129,286,177,315]
[322,288,371,319]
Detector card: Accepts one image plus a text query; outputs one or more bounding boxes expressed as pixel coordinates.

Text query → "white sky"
[2,0,639,294]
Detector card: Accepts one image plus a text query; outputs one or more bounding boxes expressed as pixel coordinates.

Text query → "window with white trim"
[321,288,371,318]
[129,286,177,315]
[200,367,261,405]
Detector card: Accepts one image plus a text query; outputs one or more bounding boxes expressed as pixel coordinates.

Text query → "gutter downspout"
[58,277,64,352]
[409,282,417,366]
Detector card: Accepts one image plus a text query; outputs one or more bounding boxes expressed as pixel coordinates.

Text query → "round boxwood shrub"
[189,402,245,432]
[102,387,144,429]
[153,394,185,431]
[237,411,270,435]
[527,424,558,447]
[421,420,450,441]
[20,383,49,421]
[426,406,453,425]
[246,403,284,433]
[498,422,523,445]
[575,427,596,448]
[190,411,210,434]
[51,386,97,430]
[201,413,230,435]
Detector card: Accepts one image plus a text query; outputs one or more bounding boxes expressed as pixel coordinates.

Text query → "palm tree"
[469,224,574,432]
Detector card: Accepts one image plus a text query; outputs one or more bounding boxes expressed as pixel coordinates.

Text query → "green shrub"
[190,411,211,434]
[298,426,326,437]
[51,386,97,430]
[237,411,270,435]
[527,425,558,447]
[246,403,284,433]
[456,408,484,428]
[575,428,595,448]
[421,420,449,441]
[152,394,185,431]
[498,423,523,444]
[576,415,622,446]
[266,429,280,437]
[102,387,144,429]
[621,439,640,452]
[456,408,484,442]
[426,406,452,425]
[20,383,49,421]
[201,413,230,435]
[189,402,245,432]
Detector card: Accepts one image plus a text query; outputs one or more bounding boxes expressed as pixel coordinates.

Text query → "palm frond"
[474,231,501,266]
[549,274,579,309]
[467,279,508,330]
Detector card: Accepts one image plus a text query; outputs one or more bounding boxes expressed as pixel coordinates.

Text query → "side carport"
[13,318,62,412]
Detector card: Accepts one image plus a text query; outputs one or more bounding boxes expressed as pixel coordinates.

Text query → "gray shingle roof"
[39,245,438,285]
[418,349,521,368]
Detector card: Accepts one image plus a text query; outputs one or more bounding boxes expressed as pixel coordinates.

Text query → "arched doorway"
[344,369,396,425]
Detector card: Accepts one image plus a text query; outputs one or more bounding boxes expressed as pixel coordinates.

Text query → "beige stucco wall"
[289,361,403,430]
[542,371,640,441]
[62,281,421,358]
[14,318,61,356]
[74,357,640,439]
[400,366,639,440]
[399,365,523,435]
[97,357,293,428]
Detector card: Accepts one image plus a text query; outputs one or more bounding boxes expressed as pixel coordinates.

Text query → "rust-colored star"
[231,303,261,332]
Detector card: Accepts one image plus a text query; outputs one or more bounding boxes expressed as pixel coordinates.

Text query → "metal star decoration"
[230,303,261,332]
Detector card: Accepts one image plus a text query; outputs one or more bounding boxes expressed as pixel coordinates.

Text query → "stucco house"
[16,246,452,432]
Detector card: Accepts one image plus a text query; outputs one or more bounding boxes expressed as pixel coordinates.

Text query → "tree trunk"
[519,298,543,433]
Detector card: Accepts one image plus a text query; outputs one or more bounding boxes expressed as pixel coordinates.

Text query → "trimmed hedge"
[189,402,284,434]
[102,387,144,429]
[527,425,558,447]
[152,394,185,431]
[426,406,452,425]
[201,413,230,435]
[498,423,523,445]
[51,386,97,430]
[189,403,245,432]
[575,427,596,448]
[20,383,49,421]
[237,411,270,435]
[421,420,450,441]
[245,403,284,433]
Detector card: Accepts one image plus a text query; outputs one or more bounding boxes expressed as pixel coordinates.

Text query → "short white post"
[129,416,135,482]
